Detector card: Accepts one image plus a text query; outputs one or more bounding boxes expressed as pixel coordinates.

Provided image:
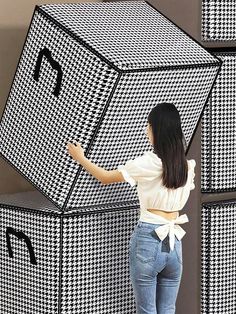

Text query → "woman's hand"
[66,141,85,163]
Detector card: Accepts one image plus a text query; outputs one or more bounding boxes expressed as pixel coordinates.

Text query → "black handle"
[33,47,63,97]
[6,227,37,265]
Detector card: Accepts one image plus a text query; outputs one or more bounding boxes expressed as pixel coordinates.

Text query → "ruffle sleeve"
[117,152,162,187]
[188,159,196,190]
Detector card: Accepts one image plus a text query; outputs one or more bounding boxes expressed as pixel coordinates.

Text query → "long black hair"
[147,102,188,189]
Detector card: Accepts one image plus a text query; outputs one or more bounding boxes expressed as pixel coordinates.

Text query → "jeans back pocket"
[135,232,159,263]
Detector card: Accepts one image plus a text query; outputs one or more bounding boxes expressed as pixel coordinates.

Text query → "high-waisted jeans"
[129,221,183,314]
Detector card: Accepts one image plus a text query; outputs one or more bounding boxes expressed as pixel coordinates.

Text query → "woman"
[66,102,196,314]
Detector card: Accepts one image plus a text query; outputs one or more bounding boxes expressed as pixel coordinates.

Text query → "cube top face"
[0,191,59,215]
[38,0,219,70]
[0,1,221,213]
[0,190,139,216]
[201,0,236,41]
[201,48,236,192]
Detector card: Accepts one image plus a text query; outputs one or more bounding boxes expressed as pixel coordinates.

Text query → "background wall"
[0,0,235,313]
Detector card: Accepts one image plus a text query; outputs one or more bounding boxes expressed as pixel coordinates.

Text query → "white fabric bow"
[154,214,189,251]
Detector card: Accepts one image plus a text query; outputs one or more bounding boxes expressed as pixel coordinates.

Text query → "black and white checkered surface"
[201,199,236,314]
[0,190,140,313]
[0,1,221,211]
[201,0,236,41]
[201,48,236,192]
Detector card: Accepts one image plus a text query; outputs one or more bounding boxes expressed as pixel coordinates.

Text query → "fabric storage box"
[0,0,222,212]
[201,47,236,192]
[201,0,236,41]
[201,199,236,314]
[0,190,140,313]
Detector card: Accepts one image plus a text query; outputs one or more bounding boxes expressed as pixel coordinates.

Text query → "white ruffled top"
[117,151,196,221]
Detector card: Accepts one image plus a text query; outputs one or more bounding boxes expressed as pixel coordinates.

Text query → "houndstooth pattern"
[201,200,236,314]
[201,0,236,41]
[0,192,61,313]
[67,65,219,211]
[201,49,236,192]
[40,0,218,69]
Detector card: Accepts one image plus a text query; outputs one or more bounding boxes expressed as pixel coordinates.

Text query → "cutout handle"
[6,227,37,265]
[33,47,63,97]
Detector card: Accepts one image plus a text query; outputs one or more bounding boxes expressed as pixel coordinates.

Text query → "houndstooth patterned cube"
[0,0,221,211]
[0,190,140,313]
[201,48,236,192]
[201,0,236,41]
[201,200,236,314]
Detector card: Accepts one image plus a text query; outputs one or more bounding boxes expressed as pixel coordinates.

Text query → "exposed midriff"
[147,208,179,220]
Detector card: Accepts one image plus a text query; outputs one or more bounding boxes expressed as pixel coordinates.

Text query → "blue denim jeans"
[129,221,183,314]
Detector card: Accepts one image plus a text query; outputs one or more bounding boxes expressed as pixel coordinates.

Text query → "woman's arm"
[66,141,125,184]
[78,156,125,185]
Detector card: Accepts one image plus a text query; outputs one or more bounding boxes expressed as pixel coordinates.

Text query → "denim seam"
[175,245,183,264]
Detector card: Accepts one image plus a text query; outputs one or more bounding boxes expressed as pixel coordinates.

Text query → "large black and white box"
[0,1,221,211]
[0,191,140,313]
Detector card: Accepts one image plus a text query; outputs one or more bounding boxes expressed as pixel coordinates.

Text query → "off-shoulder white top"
[117,151,196,223]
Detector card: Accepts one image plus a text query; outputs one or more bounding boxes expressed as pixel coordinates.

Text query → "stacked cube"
[201,47,236,313]
[201,1,236,311]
